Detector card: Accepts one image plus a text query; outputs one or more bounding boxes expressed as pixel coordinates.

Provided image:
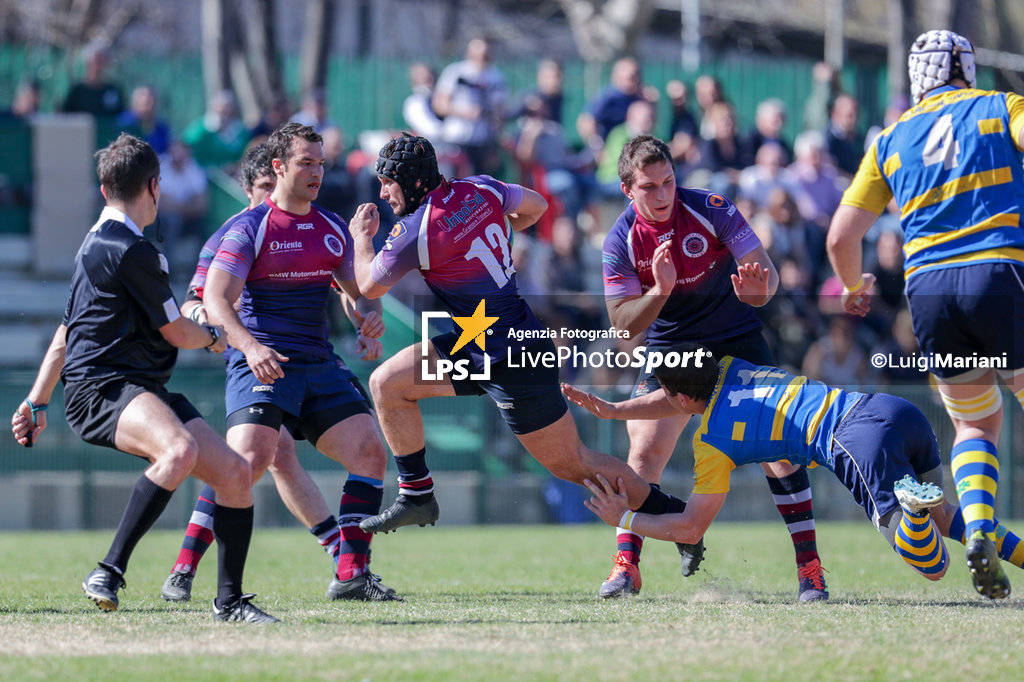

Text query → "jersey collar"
[92,206,142,236]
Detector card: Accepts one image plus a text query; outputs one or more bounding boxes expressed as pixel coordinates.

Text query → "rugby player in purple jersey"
[348,132,689,541]
[594,134,827,601]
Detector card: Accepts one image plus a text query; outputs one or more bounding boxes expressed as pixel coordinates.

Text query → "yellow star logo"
[450,299,498,354]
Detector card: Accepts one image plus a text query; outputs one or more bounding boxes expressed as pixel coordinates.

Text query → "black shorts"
[433,333,567,435]
[64,378,202,450]
[906,262,1024,379]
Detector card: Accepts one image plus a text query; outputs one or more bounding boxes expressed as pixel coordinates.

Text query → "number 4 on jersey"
[923,114,960,170]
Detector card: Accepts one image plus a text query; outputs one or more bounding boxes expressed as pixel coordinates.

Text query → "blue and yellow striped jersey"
[841,86,1024,280]
[692,357,865,495]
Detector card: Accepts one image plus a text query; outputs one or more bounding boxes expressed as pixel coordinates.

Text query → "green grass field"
[2,522,1023,681]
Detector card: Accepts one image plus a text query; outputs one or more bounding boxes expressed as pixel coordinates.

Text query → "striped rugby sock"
[894,508,948,576]
[766,468,819,565]
[948,507,1024,568]
[395,447,434,503]
[336,475,384,581]
[951,439,999,540]
[310,515,340,567]
[172,485,217,576]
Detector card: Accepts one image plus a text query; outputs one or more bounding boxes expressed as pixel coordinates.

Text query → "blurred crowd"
[3,39,919,391]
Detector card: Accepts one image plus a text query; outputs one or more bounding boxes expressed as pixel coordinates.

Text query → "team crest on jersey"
[682,232,709,258]
[705,193,727,209]
[324,233,344,257]
[389,222,406,240]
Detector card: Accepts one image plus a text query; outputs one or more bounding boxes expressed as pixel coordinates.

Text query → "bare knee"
[267,442,299,480]
[212,452,253,499]
[158,434,200,482]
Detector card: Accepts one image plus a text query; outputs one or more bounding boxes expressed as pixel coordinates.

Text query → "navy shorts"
[432,332,567,435]
[64,378,202,450]
[631,329,773,398]
[830,393,942,528]
[224,351,367,425]
[906,262,1024,379]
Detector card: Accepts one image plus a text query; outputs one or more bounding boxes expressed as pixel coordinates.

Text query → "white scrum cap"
[908,30,976,104]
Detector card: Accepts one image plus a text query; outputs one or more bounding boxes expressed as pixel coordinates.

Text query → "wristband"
[24,399,48,422]
[842,276,865,295]
[202,324,221,350]
[619,510,637,531]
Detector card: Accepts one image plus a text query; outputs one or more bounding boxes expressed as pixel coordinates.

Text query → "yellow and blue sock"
[948,507,1024,568]
[894,508,947,576]
[950,438,999,540]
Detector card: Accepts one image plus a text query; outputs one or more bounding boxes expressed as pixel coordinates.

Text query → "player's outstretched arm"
[583,473,723,544]
[561,383,681,420]
[12,324,66,446]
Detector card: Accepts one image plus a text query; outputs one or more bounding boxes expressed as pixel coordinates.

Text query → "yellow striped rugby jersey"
[692,357,864,495]
[841,85,1024,280]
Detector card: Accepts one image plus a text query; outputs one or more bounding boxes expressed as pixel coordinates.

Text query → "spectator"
[803,61,841,132]
[157,140,208,279]
[182,90,250,170]
[576,57,645,145]
[870,307,920,385]
[666,79,699,171]
[249,94,292,141]
[746,98,792,164]
[694,74,725,140]
[62,43,124,118]
[433,37,508,176]
[116,85,172,156]
[827,93,863,176]
[595,98,656,194]
[738,142,788,210]
[403,62,444,138]
[750,186,816,279]
[2,80,40,120]
[514,94,594,224]
[290,88,335,135]
[695,101,752,196]
[316,126,359,222]
[756,256,820,373]
[533,59,566,125]
[785,129,846,230]
[537,215,604,333]
[802,314,868,389]
[867,227,907,326]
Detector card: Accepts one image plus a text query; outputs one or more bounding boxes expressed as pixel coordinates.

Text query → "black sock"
[213,504,254,607]
[102,474,174,573]
[395,447,435,504]
[636,483,686,515]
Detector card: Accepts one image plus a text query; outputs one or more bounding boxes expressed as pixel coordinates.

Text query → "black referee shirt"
[61,207,181,387]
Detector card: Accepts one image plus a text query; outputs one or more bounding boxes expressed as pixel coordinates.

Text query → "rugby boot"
[83,562,125,612]
[599,551,642,598]
[797,558,829,602]
[359,495,439,534]
[965,530,1011,600]
[677,537,706,577]
[212,594,280,624]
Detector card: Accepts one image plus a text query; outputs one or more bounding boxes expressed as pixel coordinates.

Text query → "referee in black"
[11,133,278,624]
